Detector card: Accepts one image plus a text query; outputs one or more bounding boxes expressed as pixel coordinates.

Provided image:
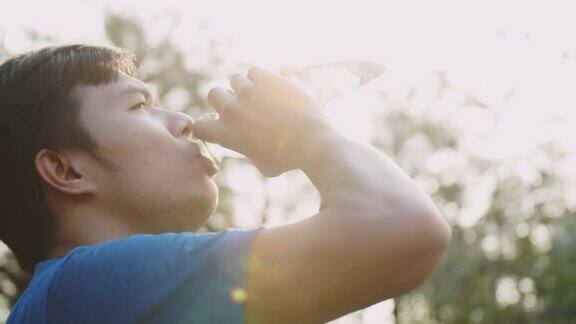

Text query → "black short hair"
[0,44,137,273]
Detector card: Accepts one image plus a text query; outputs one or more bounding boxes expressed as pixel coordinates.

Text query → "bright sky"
[1,0,574,158]
[0,1,574,322]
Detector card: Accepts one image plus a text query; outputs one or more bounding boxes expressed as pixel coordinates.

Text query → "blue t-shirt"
[7,227,262,323]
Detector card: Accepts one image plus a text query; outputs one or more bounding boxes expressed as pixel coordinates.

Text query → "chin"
[200,179,218,212]
[168,178,218,233]
[188,184,219,231]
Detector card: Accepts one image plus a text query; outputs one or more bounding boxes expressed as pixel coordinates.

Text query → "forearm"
[299,130,449,294]
[301,131,430,213]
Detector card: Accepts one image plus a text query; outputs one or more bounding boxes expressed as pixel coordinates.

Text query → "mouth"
[199,153,219,176]
[181,136,219,176]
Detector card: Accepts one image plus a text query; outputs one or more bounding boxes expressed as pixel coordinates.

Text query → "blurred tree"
[1,11,575,324]
[370,74,574,323]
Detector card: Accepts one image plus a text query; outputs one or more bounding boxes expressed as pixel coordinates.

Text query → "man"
[1,44,450,323]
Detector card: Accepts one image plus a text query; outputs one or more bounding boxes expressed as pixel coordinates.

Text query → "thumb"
[193,113,223,143]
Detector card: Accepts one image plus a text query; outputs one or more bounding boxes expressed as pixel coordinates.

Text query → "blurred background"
[0,0,575,323]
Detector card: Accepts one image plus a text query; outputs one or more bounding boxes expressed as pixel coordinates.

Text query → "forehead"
[77,72,149,110]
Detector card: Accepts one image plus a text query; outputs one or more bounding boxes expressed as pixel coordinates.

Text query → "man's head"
[0,44,218,273]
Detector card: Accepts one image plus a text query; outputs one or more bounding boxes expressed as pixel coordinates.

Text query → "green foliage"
[1,12,574,324]
[373,78,574,323]
[0,252,29,309]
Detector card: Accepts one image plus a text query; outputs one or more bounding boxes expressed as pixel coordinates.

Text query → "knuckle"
[207,88,220,104]
[224,102,243,117]
[230,74,241,88]
[207,87,219,98]
[220,96,233,109]
[231,73,243,82]
[238,84,254,98]
[247,66,260,81]
[207,87,233,111]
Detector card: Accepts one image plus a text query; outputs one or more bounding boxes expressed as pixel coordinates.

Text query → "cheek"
[90,116,212,202]
[103,136,204,202]
[98,119,172,167]
[112,160,218,220]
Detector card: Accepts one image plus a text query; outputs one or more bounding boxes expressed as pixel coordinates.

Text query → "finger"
[230,73,253,98]
[192,113,224,144]
[207,87,234,114]
[248,66,297,90]
[247,66,270,83]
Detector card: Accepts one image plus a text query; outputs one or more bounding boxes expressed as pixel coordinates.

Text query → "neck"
[47,209,139,260]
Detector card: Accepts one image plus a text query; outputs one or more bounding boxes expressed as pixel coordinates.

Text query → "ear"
[35,149,96,195]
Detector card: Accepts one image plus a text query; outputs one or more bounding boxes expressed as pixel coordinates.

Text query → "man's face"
[77,72,218,233]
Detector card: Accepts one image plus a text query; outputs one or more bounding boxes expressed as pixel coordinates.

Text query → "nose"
[161,108,195,139]
[165,110,203,156]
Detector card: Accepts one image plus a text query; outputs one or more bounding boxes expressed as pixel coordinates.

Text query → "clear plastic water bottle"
[201,60,386,163]
[278,60,386,110]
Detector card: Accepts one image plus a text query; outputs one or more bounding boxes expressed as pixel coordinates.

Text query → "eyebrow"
[117,84,153,103]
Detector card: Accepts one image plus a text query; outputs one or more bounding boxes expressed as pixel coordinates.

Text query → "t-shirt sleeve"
[47,227,263,324]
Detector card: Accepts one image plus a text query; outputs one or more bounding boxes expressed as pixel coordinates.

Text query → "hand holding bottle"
[193,67,340,177]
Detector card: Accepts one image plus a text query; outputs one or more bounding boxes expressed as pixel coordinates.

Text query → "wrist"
[296,125,349,176]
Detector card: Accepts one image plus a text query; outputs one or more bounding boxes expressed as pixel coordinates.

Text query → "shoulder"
[62,228,261,270]
[48,228,263,297]
[44,228,262,322]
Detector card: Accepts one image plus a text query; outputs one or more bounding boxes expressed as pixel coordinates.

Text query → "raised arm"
[193,67,451,323]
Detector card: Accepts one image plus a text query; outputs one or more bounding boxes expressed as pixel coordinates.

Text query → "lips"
[199,154,219,176]
[186,139,219,175]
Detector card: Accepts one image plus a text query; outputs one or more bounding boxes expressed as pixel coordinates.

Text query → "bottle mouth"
[177,130,221,164]
[178,135,196,144]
